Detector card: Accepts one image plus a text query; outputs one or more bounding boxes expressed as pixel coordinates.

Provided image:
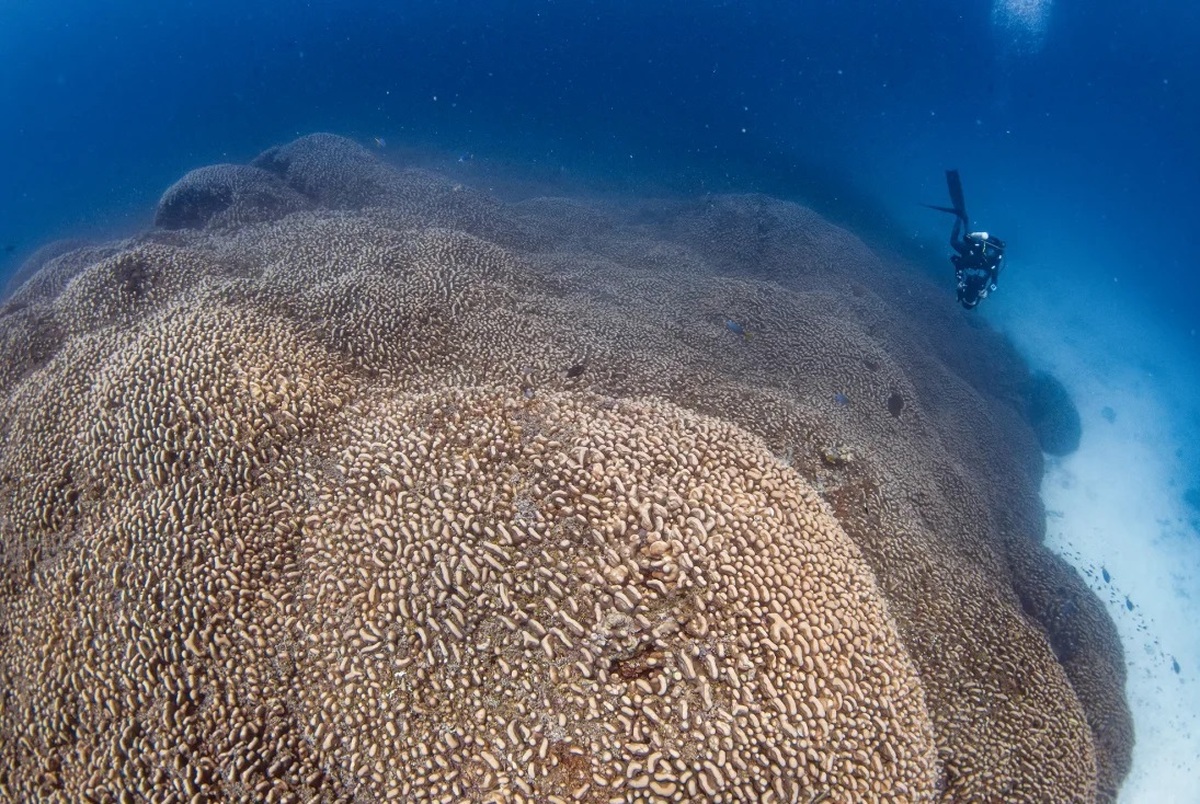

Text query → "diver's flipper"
[923,170,970,224]
[945,169,968,223]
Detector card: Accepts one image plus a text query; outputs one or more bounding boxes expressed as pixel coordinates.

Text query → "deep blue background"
[1,0,1197,338]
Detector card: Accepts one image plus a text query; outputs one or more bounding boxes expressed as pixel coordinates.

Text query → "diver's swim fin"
[945,168,968,222]
[922,170,970,224]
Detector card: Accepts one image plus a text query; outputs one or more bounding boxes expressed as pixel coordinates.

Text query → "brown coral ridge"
[0,132,1131,801]
[154,164,314,231]
[0,344,938,800]
[297,389,939,801]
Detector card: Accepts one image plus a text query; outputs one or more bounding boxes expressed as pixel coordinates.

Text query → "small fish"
[1124,596,1134,611]
[1172,657,1181,674]
[725,319,752,340]
[458,152,474,163]
[372,136,387,149]
[565,359,588,379]
[833,392,849,407]
[1101,567,1110,583]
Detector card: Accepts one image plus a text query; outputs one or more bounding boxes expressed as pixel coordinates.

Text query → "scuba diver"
[925,169,1005,310]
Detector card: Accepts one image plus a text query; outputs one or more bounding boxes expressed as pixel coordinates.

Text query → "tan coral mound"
[294,388,937,801]
[0,302,936,800]
[0,133,1131,802]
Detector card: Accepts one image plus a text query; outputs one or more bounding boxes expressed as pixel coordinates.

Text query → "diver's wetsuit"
[950,217,1004,309]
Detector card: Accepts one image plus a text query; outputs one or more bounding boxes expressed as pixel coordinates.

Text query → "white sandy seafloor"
[988,263,1200,803]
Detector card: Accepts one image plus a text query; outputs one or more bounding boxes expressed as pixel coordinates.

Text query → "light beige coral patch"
[291,387,938,802]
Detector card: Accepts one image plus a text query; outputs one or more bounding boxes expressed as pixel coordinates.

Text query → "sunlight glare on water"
[992,0,1053,52]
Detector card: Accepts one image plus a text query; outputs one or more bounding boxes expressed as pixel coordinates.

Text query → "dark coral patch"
[1025,371,1082,456]
[155,163,310,230]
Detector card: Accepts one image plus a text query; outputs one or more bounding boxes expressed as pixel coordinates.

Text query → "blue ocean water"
[4,1,1196,315]
[2,0,1198,799]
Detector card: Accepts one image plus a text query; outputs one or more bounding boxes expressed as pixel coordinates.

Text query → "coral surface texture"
[0,134,1131,802]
